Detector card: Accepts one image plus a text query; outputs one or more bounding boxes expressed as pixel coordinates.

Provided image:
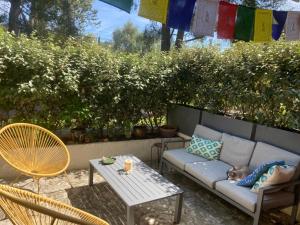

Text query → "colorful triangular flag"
[167,0,197,31]
[272,11,287,40]
[234,6,255,41]
[191,0,219,37]
[253,9,273,42]
[285,11,300,40]
[99,0,133,13]
[217,1,238,39]
[139,0,169,24]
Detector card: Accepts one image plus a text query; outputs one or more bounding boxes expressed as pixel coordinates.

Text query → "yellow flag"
[138,0,169,24]
[253,9,273,42]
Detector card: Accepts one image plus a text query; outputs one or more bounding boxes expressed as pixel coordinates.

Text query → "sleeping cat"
[227,166,250,181]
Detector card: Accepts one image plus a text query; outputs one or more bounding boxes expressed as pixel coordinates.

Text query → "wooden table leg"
[127,206,135,225]
[174,192,183,224]
[89,163,94,186]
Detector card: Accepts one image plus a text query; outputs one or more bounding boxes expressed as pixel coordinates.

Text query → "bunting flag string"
[102,0,300,42]
[217,1,238,39]
[285,11,300,40]
[234,6,255,41]
[138,0,169,24]
[272,11,287,40]
[99,0,133,13]
[167,0,196,31]
[191,0,219,37]
[253,9,273,42]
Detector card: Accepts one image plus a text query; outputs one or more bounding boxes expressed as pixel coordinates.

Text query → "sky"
[85,1,150,42]
[86,0,300,42]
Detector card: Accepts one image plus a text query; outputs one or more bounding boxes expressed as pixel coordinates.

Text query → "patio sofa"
[159,124,300,225]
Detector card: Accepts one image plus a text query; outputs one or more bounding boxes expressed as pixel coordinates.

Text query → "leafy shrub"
[0,28,298,132]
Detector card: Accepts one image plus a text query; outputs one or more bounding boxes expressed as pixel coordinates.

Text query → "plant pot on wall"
[124,127,132,139]
[159,125,177,138]
[71,127,86,144]
[132,126,147,139]
[55,128,72,144]
[100,127,109,142]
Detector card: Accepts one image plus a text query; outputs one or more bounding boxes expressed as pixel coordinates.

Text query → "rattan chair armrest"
[0,185,108,225]
[1,191,96,225]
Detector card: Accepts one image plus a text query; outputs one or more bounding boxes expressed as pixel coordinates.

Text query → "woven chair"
[0,123,70,192]
[0,184,109,225]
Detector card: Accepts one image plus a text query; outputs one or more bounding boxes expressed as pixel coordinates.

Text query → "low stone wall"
[0,136,183,179]
[68,136,183,170]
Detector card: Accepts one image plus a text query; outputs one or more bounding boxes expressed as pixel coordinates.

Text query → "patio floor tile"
[0,168,296,225]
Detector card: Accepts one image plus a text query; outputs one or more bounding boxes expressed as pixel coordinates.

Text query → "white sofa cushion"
[185,160,232,188]
[249,142,300,171]
[163,149,207,170]
[220,133,255,166]
[193,125,222,141]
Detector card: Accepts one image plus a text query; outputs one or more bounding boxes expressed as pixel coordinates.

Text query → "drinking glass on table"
[124,159,133,173]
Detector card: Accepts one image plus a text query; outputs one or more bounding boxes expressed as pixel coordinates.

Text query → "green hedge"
[0,29,299,131]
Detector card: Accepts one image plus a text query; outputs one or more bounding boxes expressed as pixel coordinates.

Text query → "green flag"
[234,6,255,41]
[100,0,133,13]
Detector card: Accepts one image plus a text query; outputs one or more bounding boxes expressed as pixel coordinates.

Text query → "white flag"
[191,0,219,37]
[285,11,300,40]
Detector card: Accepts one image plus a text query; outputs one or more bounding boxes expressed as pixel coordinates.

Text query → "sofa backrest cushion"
[249,142,300,174]
[193,125,222,141]
[220,133,256,167]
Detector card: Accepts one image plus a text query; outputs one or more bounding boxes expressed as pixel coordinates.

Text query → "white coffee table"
[89,155,184,225]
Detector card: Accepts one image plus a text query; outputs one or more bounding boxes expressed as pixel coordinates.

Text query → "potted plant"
[71,126,86,144]
[159,125,177,138]
[132,125,147,139]
[84,128,98,143]
[99,126,109,142]
[124,121,132,139]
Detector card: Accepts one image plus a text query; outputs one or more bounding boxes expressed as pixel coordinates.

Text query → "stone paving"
[0,167,296,225]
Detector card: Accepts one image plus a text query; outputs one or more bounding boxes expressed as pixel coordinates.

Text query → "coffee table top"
[90,155,183,207]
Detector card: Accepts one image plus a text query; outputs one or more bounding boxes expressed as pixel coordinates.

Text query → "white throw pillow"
[251,165,296,193]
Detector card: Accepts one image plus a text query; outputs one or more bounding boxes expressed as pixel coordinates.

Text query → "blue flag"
[272,10,287,40]
[167,0,197,31]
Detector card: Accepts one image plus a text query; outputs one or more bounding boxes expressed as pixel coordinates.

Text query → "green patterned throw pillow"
[251,165,296,193]
[186,135,222,160]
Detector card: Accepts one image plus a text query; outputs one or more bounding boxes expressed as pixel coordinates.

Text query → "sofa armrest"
[163,138,192,149]
[255,180,300,212]
[163,139,192,144]
[258,180,300,194]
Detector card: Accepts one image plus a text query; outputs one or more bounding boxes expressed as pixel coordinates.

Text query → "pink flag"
[191,0,219,37]
[285,11,300,40]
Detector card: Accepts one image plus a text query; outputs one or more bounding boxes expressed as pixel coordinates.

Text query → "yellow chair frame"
[0,184,109,225]
[0,123,70,191]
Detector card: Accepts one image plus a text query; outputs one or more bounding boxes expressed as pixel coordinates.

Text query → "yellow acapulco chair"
[0,123,70,192]
[0,184,109,225]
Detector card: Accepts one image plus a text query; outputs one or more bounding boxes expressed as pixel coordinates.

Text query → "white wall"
[68,136,183,170]
[0,136,184,179]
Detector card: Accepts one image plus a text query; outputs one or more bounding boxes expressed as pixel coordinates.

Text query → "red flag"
[217,1,238,39]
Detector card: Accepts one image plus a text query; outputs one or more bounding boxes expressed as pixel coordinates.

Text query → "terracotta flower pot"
[124,128,132,139]
[71,127,86,144]
[132,126,147,138]
[159,125,177,138]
